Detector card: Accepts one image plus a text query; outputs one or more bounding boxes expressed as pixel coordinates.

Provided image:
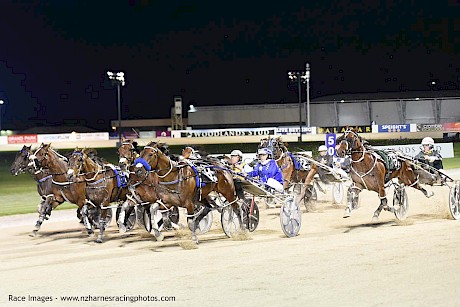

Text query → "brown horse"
[258,136,310,190]
[67,147,128,243]
[135,141,241,243]
[336,129,433,220]
[118,139,140,172]
[10,145,68,234]
[29,143,89,231]
[117,140,180,235]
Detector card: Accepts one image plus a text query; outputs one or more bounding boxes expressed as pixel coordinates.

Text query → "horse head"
[118,139,139,170]
[135,142,160,176]
[258,136,284,159]
[10,145,32,176]
[29,143,52,170]
[67,147,85,180]
[67,148,100,180]
[336,129,363,157]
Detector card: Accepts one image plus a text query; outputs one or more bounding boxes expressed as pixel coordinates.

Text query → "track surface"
[1,171,460,306]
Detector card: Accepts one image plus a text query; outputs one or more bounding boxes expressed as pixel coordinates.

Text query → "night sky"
[1,0,459,131]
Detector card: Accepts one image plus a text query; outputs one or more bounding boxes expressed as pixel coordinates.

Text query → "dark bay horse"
[10,145,66,234]
[67,147,128,243]
[336,129,433,220]
[258,136,310,190]
[29,143,89,231]
[135,141,240,243]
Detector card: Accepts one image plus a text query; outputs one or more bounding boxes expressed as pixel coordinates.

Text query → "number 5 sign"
[326,133,336,156]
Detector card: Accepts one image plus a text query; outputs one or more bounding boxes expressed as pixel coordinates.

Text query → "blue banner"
[378,124,410,132]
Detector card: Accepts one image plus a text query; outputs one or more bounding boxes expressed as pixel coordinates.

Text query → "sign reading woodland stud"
[374,143,454,158]
[177,128,276,138]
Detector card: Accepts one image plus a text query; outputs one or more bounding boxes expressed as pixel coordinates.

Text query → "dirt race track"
[1,172,460,306]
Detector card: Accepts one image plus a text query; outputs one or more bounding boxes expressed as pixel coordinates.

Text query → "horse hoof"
[155,233,164,242]
[192,236,199,244]
[30,230,38,237]
[426,191,434,198]
[96,238,103,243]
[343,208,351,218]
[118,224,127,234]
[372,215,379,222]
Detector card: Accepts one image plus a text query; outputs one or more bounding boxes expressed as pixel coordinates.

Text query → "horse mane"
[82,147,107,165]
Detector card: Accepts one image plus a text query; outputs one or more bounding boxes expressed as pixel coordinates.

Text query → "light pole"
[107,71,126,147]
[305,63,311,127]
[0,100,4,132]
[288,68,308,143]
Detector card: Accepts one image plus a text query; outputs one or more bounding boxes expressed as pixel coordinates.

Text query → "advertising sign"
[7,134,38,144]
[442,122,460,132]
[317,126,371,134]
[416,124,444,132]
[276,126,316,135]
[156,131,172,138]
[378,124,411,133]
[180,128,275,138]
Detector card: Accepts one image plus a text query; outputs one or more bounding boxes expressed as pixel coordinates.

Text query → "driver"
[415,137,443,170]
[246,148,284,192]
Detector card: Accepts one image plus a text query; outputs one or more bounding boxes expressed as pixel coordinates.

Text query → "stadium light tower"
[305,62,311,127]
[288,66,308,143]
[107,71,126,147]
[0,99,4,132]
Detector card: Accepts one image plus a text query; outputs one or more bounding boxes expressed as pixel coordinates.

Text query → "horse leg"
[186,203,200,244]
[117,199,133,233]
[81,203,94,235]
[31,195,52,236]
[148,203,164,241]
[194,205,211,233]
[372,184,389,221]
[415,183,434,198]
[298,169,317,203]
[96,208,107,243]
[372,197,390,221]
[344,185,361,218]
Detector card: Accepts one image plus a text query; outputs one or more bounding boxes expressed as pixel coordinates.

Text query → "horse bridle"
[68,151,85,176]
[119,142,139,165]
[29,145,50,170]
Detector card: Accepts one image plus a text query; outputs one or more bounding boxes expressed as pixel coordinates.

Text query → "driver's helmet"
[421,137,435,148]
[230,149,243,158]
[257,148,272,157]
[318,145,328,152]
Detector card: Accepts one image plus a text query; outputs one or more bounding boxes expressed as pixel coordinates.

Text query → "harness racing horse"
[336,129,433,220]
[117,140,180,235]
[258,136,310,190]
[10,145,68,235]
[118,139,140,172]
[135,141,241,243]
[28,143,89,232]
[67,147,128,243]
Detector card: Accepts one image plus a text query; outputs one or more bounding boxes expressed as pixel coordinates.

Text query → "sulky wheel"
[241,198,260,232]
[116,205,137,232]
[393,185,409,221]
[189,209,213,235]
[221,204,242,238]
[332,182,345,204]
[280,196,301,238]
[448,181,460,220]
